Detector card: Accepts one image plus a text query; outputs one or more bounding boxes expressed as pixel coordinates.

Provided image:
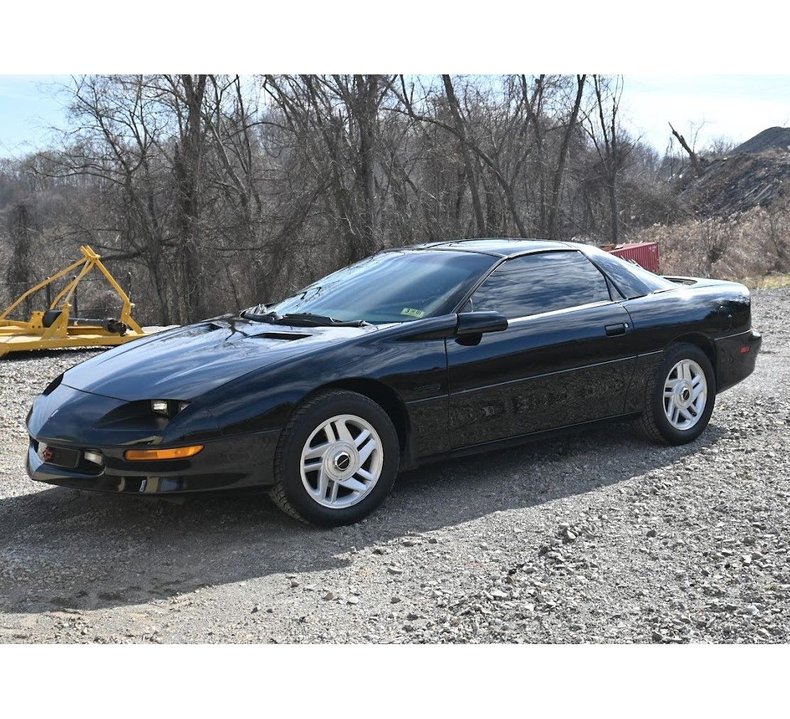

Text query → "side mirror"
[456,311,508,338]
[392,311,508,342]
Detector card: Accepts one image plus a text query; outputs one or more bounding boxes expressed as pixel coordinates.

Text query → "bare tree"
[441,75,486,235]
[547,75,586,240]
[394,76,528,237]
[583,75,626,244]
[161,74,209,323]
[263,74,394,266]
[669,121,706,177]
[5,203,35,314]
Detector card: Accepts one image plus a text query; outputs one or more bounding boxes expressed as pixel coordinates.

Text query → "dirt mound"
[734,127,790,155]
[680,149,790,216]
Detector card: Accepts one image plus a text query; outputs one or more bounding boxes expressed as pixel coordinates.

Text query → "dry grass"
[740,273,790,290]
[628,205,790,282]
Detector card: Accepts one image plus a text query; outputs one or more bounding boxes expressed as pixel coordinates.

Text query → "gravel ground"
[0,290,788,644]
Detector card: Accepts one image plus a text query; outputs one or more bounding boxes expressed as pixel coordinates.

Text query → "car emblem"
[334,452,352,472]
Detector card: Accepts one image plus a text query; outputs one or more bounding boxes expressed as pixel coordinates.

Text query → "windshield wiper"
[273,312,371,328]
[240,304,279,322]
[241,306,371,327]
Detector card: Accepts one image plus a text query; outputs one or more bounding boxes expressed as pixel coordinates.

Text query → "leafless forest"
[0,75,786,324]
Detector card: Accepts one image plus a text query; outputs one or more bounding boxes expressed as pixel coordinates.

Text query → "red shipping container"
[607,242,660,273]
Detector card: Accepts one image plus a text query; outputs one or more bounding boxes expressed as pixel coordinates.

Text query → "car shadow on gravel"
[0,419,727,614]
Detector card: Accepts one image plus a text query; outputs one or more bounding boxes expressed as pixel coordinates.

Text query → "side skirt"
[412,412,642,467]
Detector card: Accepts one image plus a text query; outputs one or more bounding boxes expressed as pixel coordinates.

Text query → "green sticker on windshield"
[401,307,425,319]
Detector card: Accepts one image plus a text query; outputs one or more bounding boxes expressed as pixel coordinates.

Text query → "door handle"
[605,322,627,336]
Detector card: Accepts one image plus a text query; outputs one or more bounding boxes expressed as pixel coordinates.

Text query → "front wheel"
[640,343,716,445]
[270,390,400,526]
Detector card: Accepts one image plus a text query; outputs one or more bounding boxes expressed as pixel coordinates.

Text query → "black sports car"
[26,239,761,525]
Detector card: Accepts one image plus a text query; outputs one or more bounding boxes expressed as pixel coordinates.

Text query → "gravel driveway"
[1,290,788,643]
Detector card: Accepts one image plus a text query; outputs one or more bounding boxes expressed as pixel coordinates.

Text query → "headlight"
[151,400,191,418]
[84,450,104,466]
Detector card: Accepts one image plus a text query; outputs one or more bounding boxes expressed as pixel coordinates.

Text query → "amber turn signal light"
[124,445,204,461]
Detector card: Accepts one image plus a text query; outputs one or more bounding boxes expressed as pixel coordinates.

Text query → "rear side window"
[469,251,612,318]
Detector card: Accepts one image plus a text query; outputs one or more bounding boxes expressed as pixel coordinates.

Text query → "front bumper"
[26,430,281,495]
[25,380,281,494]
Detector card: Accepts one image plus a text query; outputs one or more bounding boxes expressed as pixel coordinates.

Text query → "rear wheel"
[270,390,400,526]
[640,343,716,445]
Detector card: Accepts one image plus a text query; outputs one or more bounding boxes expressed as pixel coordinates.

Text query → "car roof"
[396,237,578,258]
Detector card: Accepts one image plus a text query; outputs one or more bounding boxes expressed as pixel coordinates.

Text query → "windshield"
[266,250,495,324]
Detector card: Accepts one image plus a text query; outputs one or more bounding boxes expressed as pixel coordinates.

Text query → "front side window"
[469,251,612,319]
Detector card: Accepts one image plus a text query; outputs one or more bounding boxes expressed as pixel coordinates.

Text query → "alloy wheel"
[663,358,708,430]
[299,413,384,509]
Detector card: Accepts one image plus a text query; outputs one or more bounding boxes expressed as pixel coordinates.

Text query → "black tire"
[270,390,400,526]
[640,342,716,445]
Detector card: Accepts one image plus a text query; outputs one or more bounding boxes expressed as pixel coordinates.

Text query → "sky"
[0,75,68,157]
[622,75,790,153]
[1,74,789,158]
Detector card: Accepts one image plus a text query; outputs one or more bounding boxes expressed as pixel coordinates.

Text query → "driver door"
[446,251,637,449]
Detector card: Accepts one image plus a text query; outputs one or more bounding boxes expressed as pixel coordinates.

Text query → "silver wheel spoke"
[303,459,323,475]
[664,378,679,398]
[354,428,371,448]
[356,467,375,482]
[304,443,329,462]
[334,419,355,445]
[357,438,376,465]
[341,477,367,493]
[322,421,337,443]
[315,467,330,500]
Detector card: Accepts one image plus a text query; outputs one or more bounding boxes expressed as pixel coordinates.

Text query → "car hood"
[61,316,374,402]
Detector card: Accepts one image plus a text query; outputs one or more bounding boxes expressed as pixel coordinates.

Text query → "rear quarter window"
[582,246,676,299]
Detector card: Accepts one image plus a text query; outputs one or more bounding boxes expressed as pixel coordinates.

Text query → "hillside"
[733,127,790,155]
[680,150,790,216]
[680,128,790,216]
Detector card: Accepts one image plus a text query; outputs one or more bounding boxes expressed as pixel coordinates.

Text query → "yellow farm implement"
[0,245,145,359]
